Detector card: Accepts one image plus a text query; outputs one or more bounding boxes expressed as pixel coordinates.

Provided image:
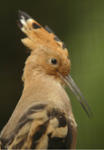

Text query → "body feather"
[0,10,79,149]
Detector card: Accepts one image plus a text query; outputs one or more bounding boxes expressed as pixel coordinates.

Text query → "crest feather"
[18,10,68,56]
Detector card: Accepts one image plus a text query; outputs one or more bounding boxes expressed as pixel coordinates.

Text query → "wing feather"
[0,104,74,149]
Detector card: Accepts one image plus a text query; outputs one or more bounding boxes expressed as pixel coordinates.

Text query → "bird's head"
[18,10,92,117]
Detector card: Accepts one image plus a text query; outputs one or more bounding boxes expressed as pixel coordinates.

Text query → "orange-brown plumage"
[0,10,92,149]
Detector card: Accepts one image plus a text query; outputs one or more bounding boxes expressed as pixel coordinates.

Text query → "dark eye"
[51,58,58,65]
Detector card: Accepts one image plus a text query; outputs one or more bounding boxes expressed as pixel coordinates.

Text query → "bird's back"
[0,106,71,149]
[0,76,77,149]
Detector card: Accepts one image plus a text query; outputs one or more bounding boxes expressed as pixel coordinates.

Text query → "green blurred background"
[0,0,104,148]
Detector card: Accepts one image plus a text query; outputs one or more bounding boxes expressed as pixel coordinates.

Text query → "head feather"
[18,10,68,56]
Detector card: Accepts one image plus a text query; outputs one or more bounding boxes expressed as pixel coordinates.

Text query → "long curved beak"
[60,74,92,117]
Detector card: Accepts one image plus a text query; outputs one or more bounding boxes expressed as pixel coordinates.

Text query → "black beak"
[60,74,93,117]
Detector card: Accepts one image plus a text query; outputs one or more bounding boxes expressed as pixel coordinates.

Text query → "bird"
[0,10,92,149]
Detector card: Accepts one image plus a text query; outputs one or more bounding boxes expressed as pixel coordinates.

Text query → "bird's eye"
[50,58,58,65]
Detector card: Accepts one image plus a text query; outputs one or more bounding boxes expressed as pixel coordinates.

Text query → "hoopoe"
[0,11,92,149]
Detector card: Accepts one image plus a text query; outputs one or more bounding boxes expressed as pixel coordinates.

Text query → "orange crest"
[18,10,68,57]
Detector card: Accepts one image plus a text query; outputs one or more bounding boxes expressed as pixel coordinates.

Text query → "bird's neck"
[20,68,74,118]
[21,69,57,97]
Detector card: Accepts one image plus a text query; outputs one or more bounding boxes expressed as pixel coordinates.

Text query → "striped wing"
[0,103,74,149]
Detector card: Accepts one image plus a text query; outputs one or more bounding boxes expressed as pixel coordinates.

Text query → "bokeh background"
[0,0,104,148]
